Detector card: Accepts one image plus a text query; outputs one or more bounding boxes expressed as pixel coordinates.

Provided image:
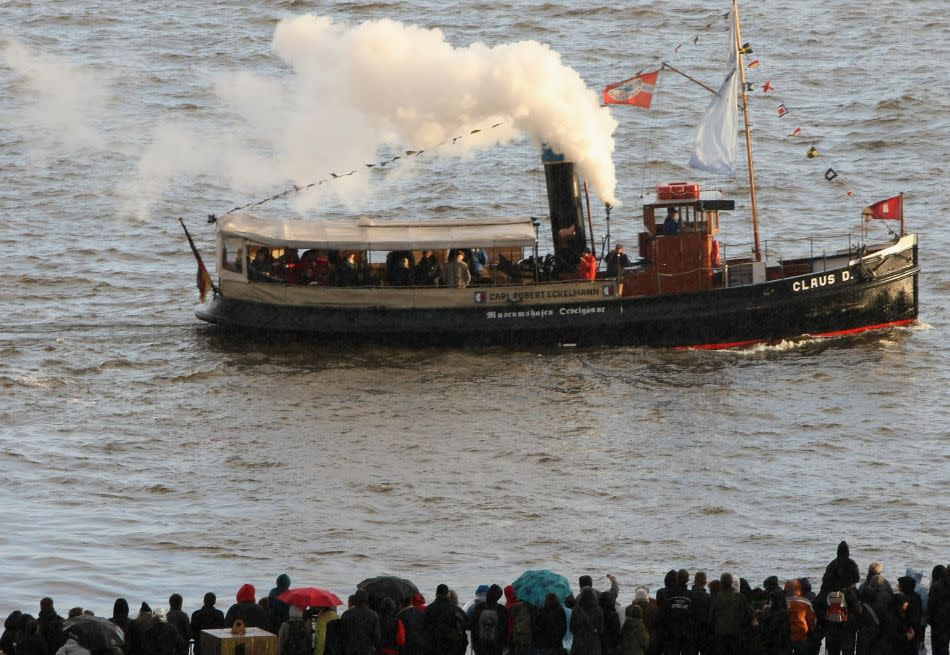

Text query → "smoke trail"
[268,15,620,205]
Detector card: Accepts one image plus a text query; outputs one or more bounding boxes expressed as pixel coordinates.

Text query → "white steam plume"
[269,15,620,205]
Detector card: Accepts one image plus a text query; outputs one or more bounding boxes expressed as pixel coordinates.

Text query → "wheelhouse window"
[221,237,244,274]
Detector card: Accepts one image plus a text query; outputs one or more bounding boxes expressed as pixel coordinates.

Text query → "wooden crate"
[200,628,277,655]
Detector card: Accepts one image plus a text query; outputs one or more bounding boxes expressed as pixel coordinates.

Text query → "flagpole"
[733,0,762,262]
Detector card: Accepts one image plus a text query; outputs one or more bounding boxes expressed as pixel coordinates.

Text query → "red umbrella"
[277,587,343,608]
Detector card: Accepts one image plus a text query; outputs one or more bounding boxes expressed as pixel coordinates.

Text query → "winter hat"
[763,576,779,590]
[474,585,489,600]
[837,541,850,558]
[140,603,152,615]
[236,584,256,604]
[276,574,291,590]
[627,604,643,619]
[898,576,916,594]
[634,588,649,602]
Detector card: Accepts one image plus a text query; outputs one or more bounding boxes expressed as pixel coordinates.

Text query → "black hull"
[196,244,919,348]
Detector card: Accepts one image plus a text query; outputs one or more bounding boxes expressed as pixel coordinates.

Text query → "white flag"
[689,68,738,176]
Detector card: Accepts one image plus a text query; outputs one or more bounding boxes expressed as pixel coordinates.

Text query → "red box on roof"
[657,181,701,200]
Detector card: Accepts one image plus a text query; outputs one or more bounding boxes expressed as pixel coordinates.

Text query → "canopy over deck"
[217,214,538,250]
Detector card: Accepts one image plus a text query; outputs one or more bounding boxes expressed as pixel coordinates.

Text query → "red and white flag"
[604,70,660,108]
[864,195,903,220]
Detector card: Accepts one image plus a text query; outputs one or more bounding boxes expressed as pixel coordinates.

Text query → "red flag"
[864,195,903,220]
[762,80,774,93]
[604,70,660,108]
[747,59,760,68]
[777,104,789,117]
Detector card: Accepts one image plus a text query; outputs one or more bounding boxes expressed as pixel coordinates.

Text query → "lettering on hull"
[485,306,608,320]
[475,285,612,304]
[792,270,851,293]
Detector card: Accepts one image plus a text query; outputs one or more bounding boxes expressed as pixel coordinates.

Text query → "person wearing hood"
[629,588,660,655]
[620,605,650,655]
[2,611,26,655]
[14,617,47,655]
[269,574,292,630]
[819,542,862,655]
[471,584,507,655]
[929,565,950,655]
[466,586,490,624]
[37,600,64,655]
[534,593,568,655]
[896,576,923,655]
[339,588,379,655]
[692,573,712,655]
[111,599,143,655]
[569,587,604,655]
[224,585,269,630]
[905,568,928,647]
[190,594,224,655]
[600,586,622,655]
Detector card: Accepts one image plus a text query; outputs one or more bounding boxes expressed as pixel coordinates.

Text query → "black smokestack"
[542,147,587,265]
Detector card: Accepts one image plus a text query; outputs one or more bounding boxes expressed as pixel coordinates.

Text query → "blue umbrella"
[512,569,572,607]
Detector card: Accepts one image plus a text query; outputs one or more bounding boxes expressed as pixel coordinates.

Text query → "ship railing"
[718,231,865,286]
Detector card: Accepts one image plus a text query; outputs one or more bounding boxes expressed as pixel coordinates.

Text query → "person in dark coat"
[144,611,186,655]
[110,599,144,655]
[377,599,402,655]
[856,575,895,655]
[339,589,379,655]
[709,573,749,655]
[600,587,622,655]
[896,577,922,655]
[190,594,225,655]
[471,585,507,655]
[533,593,567,655]
[570,587,604,655]
[2,611,25,655]
[422,585,467,655]
[661,570,695,655]
[930,566,950,655]
[630,589,660,655]
[396,596,426,655]
[13,617,47,655]
[37,600,64,655]
[761,590,790,655]
[224,585,269,630]
[268,574,292,631]
[692,573,713,655]
[165,596,189,655]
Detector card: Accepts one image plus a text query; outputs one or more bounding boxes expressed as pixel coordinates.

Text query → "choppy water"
[2,0,949,617]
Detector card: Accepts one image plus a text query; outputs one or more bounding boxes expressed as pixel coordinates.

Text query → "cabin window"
[221,237,244,274]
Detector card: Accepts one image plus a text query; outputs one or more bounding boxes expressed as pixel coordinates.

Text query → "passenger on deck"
[414,250,441,286]
[663,208,681,235]
[468,248,489,280]
[335,252,361,287]
[249,247,276,281]
[389,257,413,287]
[442,250,472,288]
[275,248,300,284]
[605,244,631,277]
[578,247,598,280]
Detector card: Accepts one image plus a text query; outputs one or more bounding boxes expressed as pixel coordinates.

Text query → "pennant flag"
[747,59,760,68]
[777,104,789,117]
[739,42,753,54]
[806,145,820,158]
[762,80,774,92]
[604,70,661,107]
[824,168,839,181]
[789,127,802,137]
[863,195,903,220]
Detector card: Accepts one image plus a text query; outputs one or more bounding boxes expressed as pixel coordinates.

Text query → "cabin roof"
[217,214,538,250]
[642,189,724,207]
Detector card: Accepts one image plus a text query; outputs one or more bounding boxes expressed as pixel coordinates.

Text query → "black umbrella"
[63,616,125,652]
[357,576,419,605]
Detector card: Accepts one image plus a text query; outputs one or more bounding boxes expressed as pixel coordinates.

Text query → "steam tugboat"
[189,2,918,348]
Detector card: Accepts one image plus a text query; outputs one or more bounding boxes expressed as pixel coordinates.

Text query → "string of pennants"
[220,122,507,216]
[601,10,902,222]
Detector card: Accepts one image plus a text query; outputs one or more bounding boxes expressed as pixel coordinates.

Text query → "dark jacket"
[710,588,749,637]
[37,609,64,655]
[660,585,695,641]
[142,621,185,655]
[533,603,567,650]
[223,603,268,631]
[111,600,143,655]
[819,543,861,599]
[164,610,189,655]
[930,576,950,637]
[422,597,467,655]
[601,593,622,655]
[189,606,225,655]
[620,616,650,655]
[471,586,508,655]
[856,582,895,655]
[339,600,379,655]
[268,575,292,630]
[570,588,604,655]
[396,605,426,655]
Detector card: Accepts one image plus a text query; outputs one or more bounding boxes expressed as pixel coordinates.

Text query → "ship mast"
[733,0,762,262]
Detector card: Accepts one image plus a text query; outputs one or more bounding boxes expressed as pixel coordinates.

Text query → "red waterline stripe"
[676,318,916,351]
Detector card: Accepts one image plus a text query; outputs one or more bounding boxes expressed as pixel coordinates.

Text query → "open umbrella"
[63,616,125,653]
[357,576,419,604]
[511,569,572,607]
[277,587,343,609]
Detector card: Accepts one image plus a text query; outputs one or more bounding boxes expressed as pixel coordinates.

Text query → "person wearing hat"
[621,604,650,655]
[605,244,631,277]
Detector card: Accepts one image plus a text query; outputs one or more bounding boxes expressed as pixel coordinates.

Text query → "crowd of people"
[2,544,947,655]
[245,247,490,289]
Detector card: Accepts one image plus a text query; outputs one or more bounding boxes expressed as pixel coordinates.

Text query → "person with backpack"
[471,585,507,655]
[377,599,405,655]
[534,593,567,655]
[855,575,894,655]
[818,542,862,655]
[314,606,341,655]
[508,596,536,655]
[422,585,467,655]
[277,606,312,655]
[396,596,427,655]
